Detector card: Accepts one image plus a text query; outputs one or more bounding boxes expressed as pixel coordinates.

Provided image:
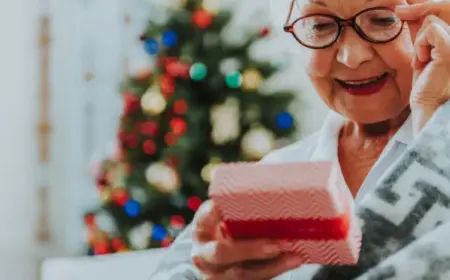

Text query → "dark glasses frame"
[283,0,405,49]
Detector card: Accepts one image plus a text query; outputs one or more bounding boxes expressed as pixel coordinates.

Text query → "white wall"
[0,0,40,278]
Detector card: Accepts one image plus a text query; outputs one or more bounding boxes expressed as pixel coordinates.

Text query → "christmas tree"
[83,0,299,255]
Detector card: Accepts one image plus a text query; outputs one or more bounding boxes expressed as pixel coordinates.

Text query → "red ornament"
[259,27,271,37]
[117,130,127,142]
[112,238,126,251]
[170,215,186,229]
[112,189,129,206]
[140,121,158,136]
[164,133,178,146]
[173,100,188,115]
[143,140,157,155]
[84,214,96,226]
[125,134,140,148]
[170,118,187,135]
[122,93,140,116]
[166,60,190,78]
[94,241,109,255]
[161,236,174,247]
[192,9,213,29]
[159,74,175,97]
[188,196,203,211]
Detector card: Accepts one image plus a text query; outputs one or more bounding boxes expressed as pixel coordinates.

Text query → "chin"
[343,106,407,124]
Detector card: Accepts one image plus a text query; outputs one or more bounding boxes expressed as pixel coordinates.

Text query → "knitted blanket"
[151,101,450,280]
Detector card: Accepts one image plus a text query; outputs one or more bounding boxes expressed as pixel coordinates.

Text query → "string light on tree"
[201,157,221,183]
[190,63,207,81]
[219,58,241,75]
[128,222,153,250]
[95,211,117,234]
[242,68,263,91]
[145,162,180,193]
[210,98,240,144]
[100,188,112,203]
[202,0,220,15]
[241,125,276,160]
[166,0,187,8]
[141,86,167,116]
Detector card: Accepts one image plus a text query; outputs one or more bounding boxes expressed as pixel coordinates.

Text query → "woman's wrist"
[410,103,441,138]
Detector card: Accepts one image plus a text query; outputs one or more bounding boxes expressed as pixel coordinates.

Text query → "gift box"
[209,161,362,265]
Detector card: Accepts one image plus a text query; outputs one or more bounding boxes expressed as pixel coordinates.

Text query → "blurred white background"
[0,0,327,279]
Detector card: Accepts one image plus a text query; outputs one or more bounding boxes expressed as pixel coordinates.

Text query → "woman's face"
[295,0,414,123]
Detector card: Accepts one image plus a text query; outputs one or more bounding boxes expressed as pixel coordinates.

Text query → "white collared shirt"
[262,110,413,203]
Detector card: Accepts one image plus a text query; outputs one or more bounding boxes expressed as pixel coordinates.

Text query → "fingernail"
[395,5,408,11]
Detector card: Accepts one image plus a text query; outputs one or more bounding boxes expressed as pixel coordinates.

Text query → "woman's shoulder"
[260,132,320,163]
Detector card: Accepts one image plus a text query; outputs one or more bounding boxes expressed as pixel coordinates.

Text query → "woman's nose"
[336,28,374,69]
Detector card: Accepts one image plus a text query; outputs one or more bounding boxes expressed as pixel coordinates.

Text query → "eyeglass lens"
[293,8,403,48]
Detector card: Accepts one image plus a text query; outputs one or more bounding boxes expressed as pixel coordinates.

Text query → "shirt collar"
[310,110,413,160]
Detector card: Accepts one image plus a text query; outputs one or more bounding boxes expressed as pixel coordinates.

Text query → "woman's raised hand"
[191,200,303,280]
[395,0,450,135]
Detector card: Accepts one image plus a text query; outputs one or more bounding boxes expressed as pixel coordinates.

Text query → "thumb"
[193,200,222,243]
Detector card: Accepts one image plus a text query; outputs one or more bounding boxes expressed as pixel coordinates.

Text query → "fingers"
[396,2,438,20]
[395,1,450,42]
[225,253,304,280]
[193,238,282,267]
[396,1,450,20]
[193,200,222,243]
[414,15,450,65]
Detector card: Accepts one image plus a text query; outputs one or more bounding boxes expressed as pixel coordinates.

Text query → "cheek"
[376,32,414,96]
[303,49,336,97]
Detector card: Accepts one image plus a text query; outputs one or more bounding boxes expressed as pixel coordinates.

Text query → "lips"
[337,73,390,96]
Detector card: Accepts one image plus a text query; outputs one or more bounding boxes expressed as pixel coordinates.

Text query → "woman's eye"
[312,23,335,31]
[371,17,397,26]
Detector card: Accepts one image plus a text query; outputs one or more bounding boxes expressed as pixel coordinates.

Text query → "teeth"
[341,74,386,86]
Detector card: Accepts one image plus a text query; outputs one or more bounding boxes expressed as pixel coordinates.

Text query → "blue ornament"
[152,224,167,241]
[276,112,294,129]
[87,249,94,256]
[162,31,177,47]
[144,39,159,55]
[124,200,140,217]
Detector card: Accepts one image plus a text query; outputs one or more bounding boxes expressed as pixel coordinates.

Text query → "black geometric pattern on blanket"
[356,219,450,280]
[311,141,450,278]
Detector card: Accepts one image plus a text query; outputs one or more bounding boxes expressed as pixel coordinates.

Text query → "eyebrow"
[308,0,375,7]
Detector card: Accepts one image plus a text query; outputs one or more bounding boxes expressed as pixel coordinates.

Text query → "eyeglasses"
[283,1,405,49]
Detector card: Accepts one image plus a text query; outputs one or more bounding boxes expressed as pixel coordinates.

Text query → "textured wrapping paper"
[209,161,362,265]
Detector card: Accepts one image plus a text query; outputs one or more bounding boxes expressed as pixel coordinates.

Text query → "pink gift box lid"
[209,161,351,220]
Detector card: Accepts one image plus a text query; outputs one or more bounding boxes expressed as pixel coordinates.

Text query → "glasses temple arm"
[284,0,296,30]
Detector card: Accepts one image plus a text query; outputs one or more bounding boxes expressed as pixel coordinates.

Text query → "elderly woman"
[152,0,450,279]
